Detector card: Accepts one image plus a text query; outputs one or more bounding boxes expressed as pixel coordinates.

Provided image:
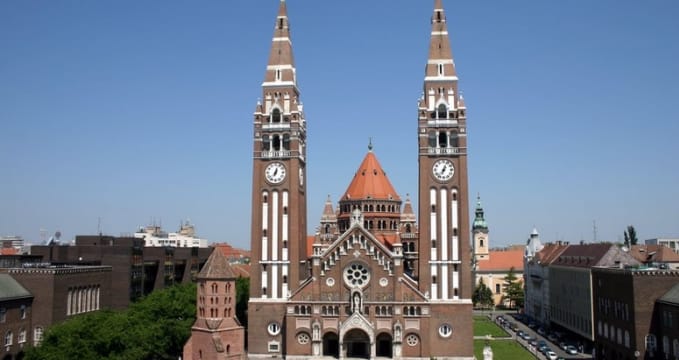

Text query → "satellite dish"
[55,231,62,240]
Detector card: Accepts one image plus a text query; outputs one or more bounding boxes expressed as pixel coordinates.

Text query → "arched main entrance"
[344,329,370,359]
[323,332,339,358]
[376,333,393,358]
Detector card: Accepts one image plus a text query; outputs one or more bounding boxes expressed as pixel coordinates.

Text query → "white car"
[546,350,558,360]
[565,345,578,355]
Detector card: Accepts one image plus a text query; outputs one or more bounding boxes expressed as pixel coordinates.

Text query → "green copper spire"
[473,194,488,231]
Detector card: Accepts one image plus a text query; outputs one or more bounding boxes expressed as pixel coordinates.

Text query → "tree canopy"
[473,278,494,309]
[624,225,638,247]
[502,267,524,310]
[25,283,197,360]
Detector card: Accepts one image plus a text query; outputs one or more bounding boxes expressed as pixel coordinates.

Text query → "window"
[268,341,280,352]
[267,322,281,336]
[0,308,5,323]
[297,332,310,345]
[4,331,12,346]
[439,324,452,338]
[271,108,281,123]
[344,263,370,287]
[406,334,419,346]
[20,305,26,319]
[18,329,26,344]
[34,326,44,345]
[480,239,484,247]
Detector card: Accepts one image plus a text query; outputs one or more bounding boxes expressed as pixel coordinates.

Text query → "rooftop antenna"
[97,217,102,235]
[592,220,598,243]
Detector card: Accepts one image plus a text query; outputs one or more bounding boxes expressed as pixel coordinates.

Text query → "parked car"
[521,333,531,341]
[547,333,558,342]
[537,327,546,335]
[546,350,558,360]
[517,330,525,338]
[565,345,578,355]
[559,341,567,350]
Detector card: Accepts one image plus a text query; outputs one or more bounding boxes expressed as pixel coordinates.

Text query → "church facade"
[247,1,473,359]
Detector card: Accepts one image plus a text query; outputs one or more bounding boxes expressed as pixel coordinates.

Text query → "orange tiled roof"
[629,244,679,263]
[342,151,400,201]
[535,243,569,265]
[477,249,524,272]
[376,233,399,247]
[0,248,18,255]
[214,243,251,260]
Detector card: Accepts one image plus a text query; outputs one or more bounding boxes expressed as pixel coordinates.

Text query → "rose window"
[344,263,370,287]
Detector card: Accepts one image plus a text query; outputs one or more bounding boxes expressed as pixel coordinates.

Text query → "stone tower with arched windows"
[183,248,245,360]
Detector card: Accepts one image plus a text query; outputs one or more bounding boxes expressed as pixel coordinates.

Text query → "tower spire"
[426,0,457,79]
[264,0,297,87]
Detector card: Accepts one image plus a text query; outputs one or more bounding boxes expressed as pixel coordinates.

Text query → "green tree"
[236,276,250,327]
[624,225,638,247]
[473,279,494,309]
[502,267,524,310]
[25,282,196,360]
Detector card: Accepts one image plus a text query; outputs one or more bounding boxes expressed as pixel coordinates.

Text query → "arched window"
[437,104,447,119]
[428,132,437,147]
[282,134,290,150]
[262,135,270,151]
[480,239,484,247]
[272,135,281,150]
[271,108,281,123]
[438,131,447,147]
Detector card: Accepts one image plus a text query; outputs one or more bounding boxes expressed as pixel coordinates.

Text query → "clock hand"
[274,168,278,176]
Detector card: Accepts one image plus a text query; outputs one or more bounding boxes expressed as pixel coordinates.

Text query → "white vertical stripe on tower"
[440,189,448,299]
[272,191,279,261]
[272,262,278,299]
[452,192,459,261]
[430,188,437,261]
[271,191,279,298]
[281,191,289,260]
[262,191,269,261]
[440,189,448,261]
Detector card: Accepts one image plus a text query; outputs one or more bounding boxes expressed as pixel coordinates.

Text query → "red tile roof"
[0,248,18,256]
[477,249,524,271]
[342,151,400,202]
[213,243,251,260]
[629,244,679,263]
[534,243,569,265]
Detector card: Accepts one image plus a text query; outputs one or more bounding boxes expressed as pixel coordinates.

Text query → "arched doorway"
[376,333,393,358]
[323,332,339,358]
[344,329,370,359]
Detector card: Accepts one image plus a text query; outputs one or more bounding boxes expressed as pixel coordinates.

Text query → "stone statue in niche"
[352,292,362,314]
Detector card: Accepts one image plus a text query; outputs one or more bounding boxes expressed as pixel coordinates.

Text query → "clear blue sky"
[2,1,678,249]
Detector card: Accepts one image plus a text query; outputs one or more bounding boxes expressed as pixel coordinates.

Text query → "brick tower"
[415,0,474,356]
[183,249,245,359]
[248,0,308,356]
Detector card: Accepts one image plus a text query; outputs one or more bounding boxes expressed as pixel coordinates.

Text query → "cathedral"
[189,0,475,358]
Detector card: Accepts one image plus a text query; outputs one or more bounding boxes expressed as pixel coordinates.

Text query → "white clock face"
[265,162,286,184]
[432,159,454,182]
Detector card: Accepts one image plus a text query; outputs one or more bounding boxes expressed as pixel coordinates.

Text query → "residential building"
[246,1,473,359]
[655,283,679,360]
[646,238,679,254]
[592,267,679,360]
[550,243,640,350]
[0,264,111,353]
[628,244,679,269]
[134,221,209,248]
[31,235,211,309]
[0,274,33,360]
[524,237,568,326]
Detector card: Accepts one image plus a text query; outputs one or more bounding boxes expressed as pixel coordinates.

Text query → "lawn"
[473,316,509,337]
[474,339,535,360]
